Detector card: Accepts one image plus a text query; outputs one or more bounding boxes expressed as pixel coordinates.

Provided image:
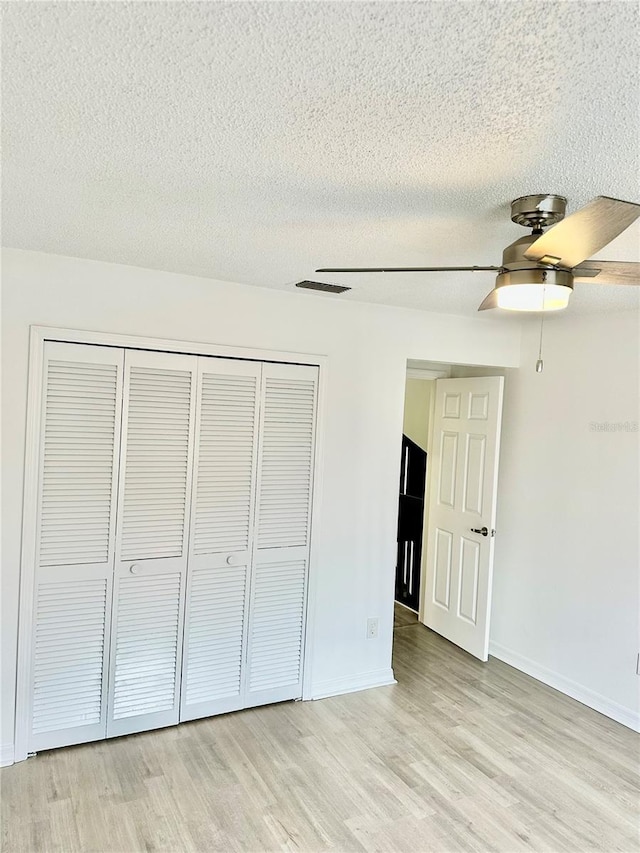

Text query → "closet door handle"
[226,555,236,565]
[129,563,161,575]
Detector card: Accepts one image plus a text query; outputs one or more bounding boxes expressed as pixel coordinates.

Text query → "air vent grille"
[295,280,351,294]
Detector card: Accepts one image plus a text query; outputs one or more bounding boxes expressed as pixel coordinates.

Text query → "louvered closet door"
[107,350,197,738]
[28,342,124,752]
[246,363,318,707]
[180,358,261,721]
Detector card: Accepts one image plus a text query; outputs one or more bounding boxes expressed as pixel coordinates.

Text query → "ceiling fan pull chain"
[536,295,546,373]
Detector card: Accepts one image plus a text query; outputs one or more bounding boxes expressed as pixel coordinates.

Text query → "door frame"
[14,325,327,763]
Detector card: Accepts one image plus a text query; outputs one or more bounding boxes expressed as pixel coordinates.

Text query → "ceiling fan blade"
[524,196,640,269]
[477,289,499,311]
[315,266,501,273]
[572,260,640,286]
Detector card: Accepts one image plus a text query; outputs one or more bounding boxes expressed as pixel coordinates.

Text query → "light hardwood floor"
[2,611,639,852]
[393,603,419,630]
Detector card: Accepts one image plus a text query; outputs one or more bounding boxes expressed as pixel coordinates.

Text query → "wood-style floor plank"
[2,609,638,852]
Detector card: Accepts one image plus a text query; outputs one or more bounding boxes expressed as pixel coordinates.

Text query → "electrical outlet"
[367,618,378,639]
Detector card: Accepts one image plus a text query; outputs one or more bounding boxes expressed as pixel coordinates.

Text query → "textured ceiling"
[2,1,639,317]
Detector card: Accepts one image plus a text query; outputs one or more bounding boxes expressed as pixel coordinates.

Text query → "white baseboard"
[0,743,15,767]
[489,641,640,733]
[310,668,396,701]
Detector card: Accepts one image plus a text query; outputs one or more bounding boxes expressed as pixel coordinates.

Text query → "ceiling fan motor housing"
[502,233,546,268]
[501,232,573,279]
[498,229,574,296]
[494,267,574,291]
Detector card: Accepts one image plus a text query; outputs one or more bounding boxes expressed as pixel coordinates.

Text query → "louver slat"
[112,574,181,720]
[32,579,108,735]
[249,559,307,693]
[193,372,258,555]
[184,566,247,706]
[257,377,316,550]
[38,360,119,567]
[120,367,192,561]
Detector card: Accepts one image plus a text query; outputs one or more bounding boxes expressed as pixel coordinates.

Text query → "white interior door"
[180,357,261,721]
[107,350,197,737]
[28,342,124,751]
[423,376,504,661]
[246,363,318,706]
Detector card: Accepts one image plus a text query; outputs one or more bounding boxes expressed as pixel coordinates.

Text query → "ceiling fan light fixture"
[485,268,574,312]
[496,283,572,311]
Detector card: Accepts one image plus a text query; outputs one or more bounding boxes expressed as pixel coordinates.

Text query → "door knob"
[470,527,495,537]
[226,555,236,565]
[130,564,140,574]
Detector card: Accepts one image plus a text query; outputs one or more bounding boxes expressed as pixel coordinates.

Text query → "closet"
[27,341,318,752]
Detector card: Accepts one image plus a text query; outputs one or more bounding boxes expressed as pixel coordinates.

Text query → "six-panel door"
[423,377,504,661]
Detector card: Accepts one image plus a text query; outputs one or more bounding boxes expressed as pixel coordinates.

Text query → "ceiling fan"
[316,194,640,312]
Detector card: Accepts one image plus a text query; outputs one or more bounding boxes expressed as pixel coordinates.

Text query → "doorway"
[394,371,437,616]
[394,365,445,621]
[395,434,426,611]
[394,360,506,661]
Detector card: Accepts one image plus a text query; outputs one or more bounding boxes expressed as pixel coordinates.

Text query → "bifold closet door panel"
[107,350,197,738]
[180,359,262,721]
[246,363,318,707]
[28,342,124,752]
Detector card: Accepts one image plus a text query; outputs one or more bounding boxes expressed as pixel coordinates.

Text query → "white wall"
[0,249,521,760]
[403,378,432,450]
[490,309,640,729]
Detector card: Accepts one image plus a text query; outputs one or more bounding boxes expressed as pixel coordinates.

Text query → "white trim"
[418,379,438,624]
[310,668,396,700]
[489,640,640,733]
[27,325,327,366]
[15,326,328,763]
[0,743,15,767]
[302,360,328,701]
[406,368,449,381]
[14,328,45,764]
